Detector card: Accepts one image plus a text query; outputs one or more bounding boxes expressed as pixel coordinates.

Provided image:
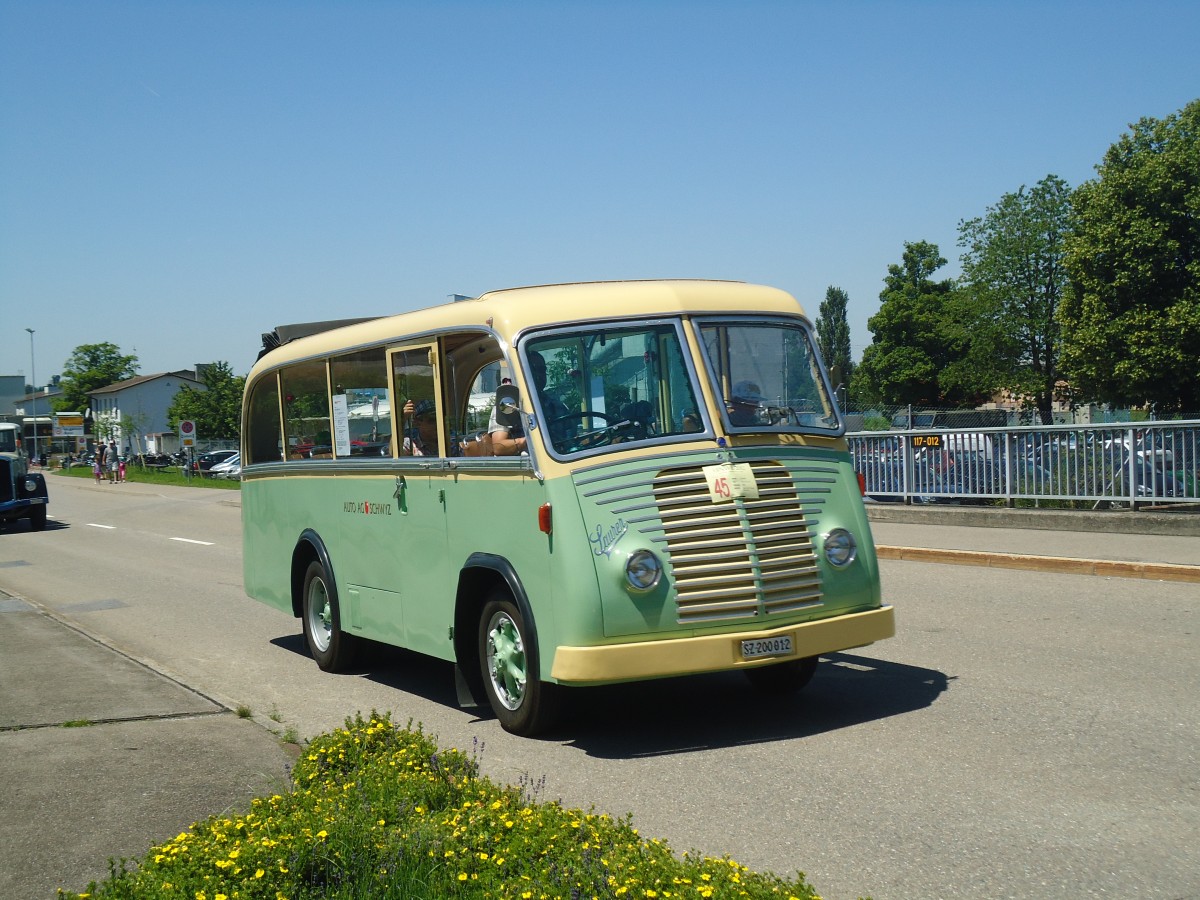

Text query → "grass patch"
[53,464,240,490]
[59,712,824,900]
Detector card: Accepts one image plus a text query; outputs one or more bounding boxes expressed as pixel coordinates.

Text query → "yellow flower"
[255,869,265,879]
[459,873,469,881]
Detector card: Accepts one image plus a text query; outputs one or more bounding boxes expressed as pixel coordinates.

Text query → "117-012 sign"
[910,434,942,448]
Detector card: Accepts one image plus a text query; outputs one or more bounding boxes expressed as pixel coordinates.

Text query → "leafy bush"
[61,713,821,900]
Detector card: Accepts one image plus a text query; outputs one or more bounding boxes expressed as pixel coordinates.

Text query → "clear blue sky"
[3,1,1198,386]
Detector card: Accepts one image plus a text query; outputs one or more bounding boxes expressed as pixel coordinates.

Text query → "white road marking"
[170,537,214,546]
[87,523,116,529]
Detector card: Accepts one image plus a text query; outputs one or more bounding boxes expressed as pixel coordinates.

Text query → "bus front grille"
[576,456,836,626]
[652,460,823,624]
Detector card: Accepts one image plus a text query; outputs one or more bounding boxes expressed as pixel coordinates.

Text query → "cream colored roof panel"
[249,280,807,377]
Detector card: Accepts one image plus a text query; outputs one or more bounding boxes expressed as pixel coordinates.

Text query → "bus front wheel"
[743,656,818,694]
[302,560,358,673]
[478,593,559,736]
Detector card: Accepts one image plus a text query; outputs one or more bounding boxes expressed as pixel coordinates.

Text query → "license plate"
[740,635,794,660]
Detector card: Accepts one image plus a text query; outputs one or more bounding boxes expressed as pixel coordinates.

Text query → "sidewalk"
[866,504,1200,582]
[0,596,296,899]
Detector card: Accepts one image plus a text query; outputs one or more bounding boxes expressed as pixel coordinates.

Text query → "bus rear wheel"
[743,656,818,694]
[478,592,559,736]
[302,559,358,673]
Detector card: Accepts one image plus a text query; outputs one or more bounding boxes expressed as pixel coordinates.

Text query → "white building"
[88,369,205,453]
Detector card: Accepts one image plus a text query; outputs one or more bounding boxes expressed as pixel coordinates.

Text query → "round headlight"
[23,477,38,493]
[823,529,857,567]
[625,549,662,592]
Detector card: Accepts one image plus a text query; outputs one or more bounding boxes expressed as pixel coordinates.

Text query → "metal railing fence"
[848,420,1200,508]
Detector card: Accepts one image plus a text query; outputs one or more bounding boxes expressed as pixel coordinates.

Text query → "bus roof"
[250,279,807,375]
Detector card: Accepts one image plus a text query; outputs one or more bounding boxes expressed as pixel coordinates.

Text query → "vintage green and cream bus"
[241,280,893,734]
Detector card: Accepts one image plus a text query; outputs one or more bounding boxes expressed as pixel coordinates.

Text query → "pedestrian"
[93,443,105,484]
[118,454,127,483]
[108,440,119,483]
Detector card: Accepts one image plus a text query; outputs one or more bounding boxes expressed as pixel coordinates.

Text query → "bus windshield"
[697,317,842,435]
[524,321,705,458]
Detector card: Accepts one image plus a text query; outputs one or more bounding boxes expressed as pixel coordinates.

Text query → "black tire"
[478,592,559,736]
[29,506,47,532]
[743,656,819,694]
[301,559,358,672]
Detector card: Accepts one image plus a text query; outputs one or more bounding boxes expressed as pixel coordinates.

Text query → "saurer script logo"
[344,501,392,516]
[589,517,628,558]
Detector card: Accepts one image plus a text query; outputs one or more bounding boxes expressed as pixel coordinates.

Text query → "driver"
[728,380,768,426]
[488,351,570,455]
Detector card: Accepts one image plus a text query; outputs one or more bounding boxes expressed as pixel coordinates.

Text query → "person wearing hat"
[728,380,767,426]
[489,350,571,455]
[401,398,439,456]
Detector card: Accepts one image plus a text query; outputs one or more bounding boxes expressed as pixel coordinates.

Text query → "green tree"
[1060,99,1200,414]
[167,362,245,440]
[953,174,1073,423]
[54,343,139,413]
[852,241,978,407]
[814,286,854,394]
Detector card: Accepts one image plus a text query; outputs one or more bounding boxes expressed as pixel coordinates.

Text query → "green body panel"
[243,444,881,686]
[243,461,554,665]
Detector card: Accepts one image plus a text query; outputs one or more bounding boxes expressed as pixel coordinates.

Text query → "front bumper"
[550,605,895,684]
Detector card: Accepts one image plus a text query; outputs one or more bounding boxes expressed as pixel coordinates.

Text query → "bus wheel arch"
[293,531,359,673]
[455,555,559,736]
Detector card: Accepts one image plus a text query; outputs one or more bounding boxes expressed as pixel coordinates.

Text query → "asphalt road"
[1,475,1197,900]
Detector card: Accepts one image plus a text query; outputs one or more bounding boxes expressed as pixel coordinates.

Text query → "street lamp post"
[25,327,38,465]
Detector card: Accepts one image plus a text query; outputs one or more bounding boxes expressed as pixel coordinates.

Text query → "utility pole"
[25,328,38,464]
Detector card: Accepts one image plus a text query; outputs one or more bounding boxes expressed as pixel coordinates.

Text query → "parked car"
[194,449,238,476]
[209,453,241,479]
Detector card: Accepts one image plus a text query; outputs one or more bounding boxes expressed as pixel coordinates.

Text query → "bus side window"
[246,373,283,462]
[331,348,391,458]
[280,361,332,461]
[442,333,505,457]
[391,346,441,458]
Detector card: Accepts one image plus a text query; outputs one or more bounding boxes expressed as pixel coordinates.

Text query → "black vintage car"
[0,426,48,531]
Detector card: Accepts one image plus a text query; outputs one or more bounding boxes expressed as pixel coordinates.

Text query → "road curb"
[866,503,1200,536]
[876,545,1200,582]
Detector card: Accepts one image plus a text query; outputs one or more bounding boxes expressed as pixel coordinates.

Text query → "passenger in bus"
[728,381,767,426]
[401,399,440,456]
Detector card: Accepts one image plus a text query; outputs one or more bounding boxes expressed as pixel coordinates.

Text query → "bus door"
[385,344,454,654]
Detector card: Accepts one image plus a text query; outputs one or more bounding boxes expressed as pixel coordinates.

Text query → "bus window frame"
[389,342,444,459]
[693,314,845,437]
[517,316,714,463]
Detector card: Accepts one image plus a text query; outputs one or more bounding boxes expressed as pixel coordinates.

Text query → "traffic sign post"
[179,421,196,481]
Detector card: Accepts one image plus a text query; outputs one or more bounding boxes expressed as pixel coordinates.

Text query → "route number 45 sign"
[702,462,759,502]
